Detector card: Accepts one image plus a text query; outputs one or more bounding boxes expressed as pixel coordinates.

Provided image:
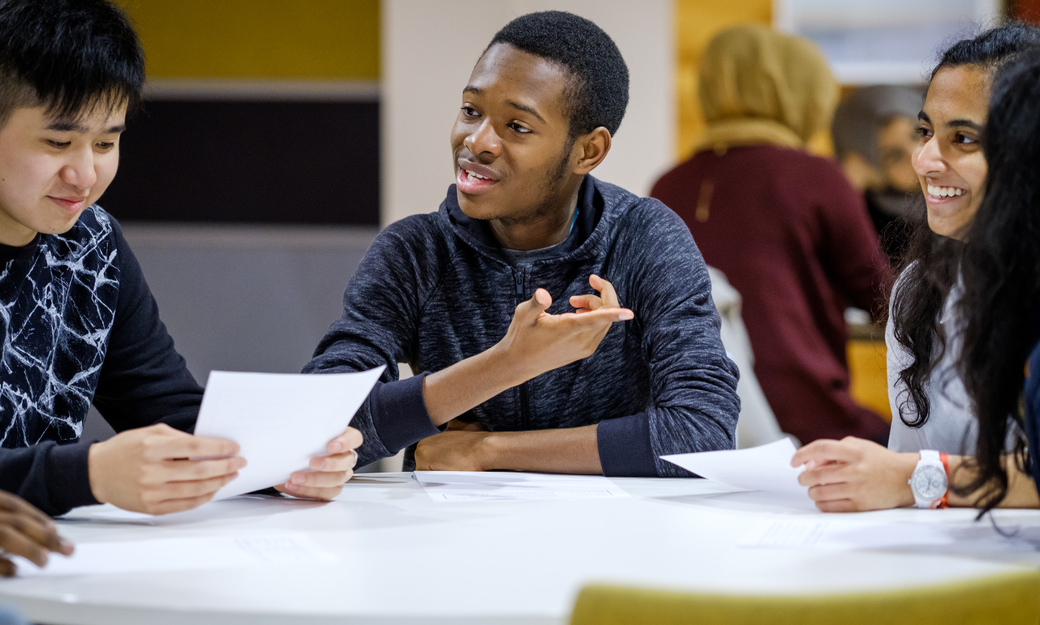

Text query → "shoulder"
[598,180,693,248]
[371,213,447,252]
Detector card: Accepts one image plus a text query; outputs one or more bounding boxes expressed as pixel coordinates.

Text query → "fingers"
[160,456,247,483]
[0,523,50,567]
[327,427,363,455]
[547,307,633,325]
[588,274,620,308]
[569,294,603,312]
[277,476,347,501]
[0,512,73,558]
[0,492,51,526]
[791,439,854,467]
[309,450,358,473]
[164,434,241,461]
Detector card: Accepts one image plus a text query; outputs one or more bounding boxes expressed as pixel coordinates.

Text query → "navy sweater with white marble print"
[0,206,202,516]
[306,176,740,475]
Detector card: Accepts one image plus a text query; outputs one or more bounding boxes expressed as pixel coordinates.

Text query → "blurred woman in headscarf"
[651,24,893,446]
[832,85,925,264]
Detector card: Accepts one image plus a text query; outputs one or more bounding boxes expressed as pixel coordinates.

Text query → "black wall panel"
[102,100,379,225]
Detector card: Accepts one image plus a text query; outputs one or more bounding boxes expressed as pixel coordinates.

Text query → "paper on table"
[414,471,629,502]
[194,366,384,499]
[740,519,1040,553]
[11,533,337,577]
[660,438,806,495]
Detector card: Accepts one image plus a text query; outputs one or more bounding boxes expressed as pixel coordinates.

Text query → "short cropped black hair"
[488,10,629,137]
[0,0,145,123]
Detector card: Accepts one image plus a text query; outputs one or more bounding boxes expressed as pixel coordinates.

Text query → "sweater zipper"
[514,268,530,431]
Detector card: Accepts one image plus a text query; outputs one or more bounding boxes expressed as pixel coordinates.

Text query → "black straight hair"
[957,48,1040,512]
[0,0,145,123]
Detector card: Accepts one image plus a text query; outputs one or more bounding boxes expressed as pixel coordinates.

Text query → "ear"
[571,127,612,175]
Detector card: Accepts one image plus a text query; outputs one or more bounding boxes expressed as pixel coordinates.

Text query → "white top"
[886,274,976,454]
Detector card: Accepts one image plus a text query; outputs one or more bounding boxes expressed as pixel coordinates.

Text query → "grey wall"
[81,224,378,442]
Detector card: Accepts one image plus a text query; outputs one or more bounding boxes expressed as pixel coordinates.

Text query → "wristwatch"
[909,449,949,509]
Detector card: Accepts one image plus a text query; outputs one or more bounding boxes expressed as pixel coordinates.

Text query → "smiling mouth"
[462,170,492,182]
[48,196,88,213]
[926,184,965,199]
[456,165,499,195]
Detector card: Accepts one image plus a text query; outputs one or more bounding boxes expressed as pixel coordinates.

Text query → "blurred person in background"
[832,85,925,265]
[651,24,891,446]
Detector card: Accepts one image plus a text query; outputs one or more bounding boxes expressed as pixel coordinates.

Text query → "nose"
[60,147,98,191]
[464,119,501,157]
[912,136,944,177]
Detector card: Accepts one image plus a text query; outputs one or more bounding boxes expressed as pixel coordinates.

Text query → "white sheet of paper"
[740,519,1040,553]
[11,533,337,577]
[194,366,384,499]
[413,471,629,502]
[660,438,806,495]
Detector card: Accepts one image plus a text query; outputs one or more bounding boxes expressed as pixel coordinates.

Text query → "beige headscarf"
[697,24,838,152]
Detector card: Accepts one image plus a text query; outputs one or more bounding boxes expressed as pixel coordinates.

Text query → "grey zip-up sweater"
[305,176,739,475]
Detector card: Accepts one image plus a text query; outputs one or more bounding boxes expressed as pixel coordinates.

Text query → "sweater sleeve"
[596,200,741,477]
[303,218,442,467]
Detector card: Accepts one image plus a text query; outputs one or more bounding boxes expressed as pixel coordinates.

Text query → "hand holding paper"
[275,425,363,500]
[88,423,245,515]
[194,366,384,501]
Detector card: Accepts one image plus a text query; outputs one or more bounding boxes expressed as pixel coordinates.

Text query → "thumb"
[528,288,552,315]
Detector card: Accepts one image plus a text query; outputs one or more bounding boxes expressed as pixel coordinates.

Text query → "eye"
[915,125,932,139]
[460,106,479,118]
[953,133,978,146]
[46,139,71,148]
[508,122,532,134]
[96,141,116,151]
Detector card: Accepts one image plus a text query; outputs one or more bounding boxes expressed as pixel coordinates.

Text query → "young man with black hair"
[0,0,362,517]
[307,11,739,475]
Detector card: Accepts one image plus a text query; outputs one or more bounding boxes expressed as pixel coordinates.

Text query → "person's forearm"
[422,343,529,426]
[482,425,602,474]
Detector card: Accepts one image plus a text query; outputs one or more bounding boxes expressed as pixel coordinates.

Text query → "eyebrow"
[463,86,547,125]
[45,120,126,134]
[917,110,982,132]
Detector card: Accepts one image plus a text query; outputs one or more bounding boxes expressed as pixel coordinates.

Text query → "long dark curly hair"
[891,24,1040,442]
[956,48,1040,512]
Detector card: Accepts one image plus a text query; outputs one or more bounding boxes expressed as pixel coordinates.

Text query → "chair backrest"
[708,266,787,448]
[570,569,1040,625]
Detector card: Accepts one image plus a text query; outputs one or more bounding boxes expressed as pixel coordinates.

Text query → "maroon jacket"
[651,145,892,444]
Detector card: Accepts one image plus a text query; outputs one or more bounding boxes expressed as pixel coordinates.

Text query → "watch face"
[911,465,948,500]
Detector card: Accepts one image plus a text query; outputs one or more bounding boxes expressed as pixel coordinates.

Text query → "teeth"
[927,184,965,198]
[466,170,489,181]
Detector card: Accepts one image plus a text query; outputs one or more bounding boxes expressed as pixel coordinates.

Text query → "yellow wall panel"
[113,0,379,80]
[848,339,892,423]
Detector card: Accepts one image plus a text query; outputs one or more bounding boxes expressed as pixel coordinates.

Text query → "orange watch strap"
[935,452,950,509]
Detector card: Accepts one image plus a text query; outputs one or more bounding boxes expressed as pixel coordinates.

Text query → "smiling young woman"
[792,23,1040,513]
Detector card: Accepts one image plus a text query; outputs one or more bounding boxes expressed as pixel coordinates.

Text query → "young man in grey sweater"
[307,11,739,476]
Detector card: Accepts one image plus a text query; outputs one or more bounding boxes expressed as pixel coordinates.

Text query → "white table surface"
[2,473,1039,625]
